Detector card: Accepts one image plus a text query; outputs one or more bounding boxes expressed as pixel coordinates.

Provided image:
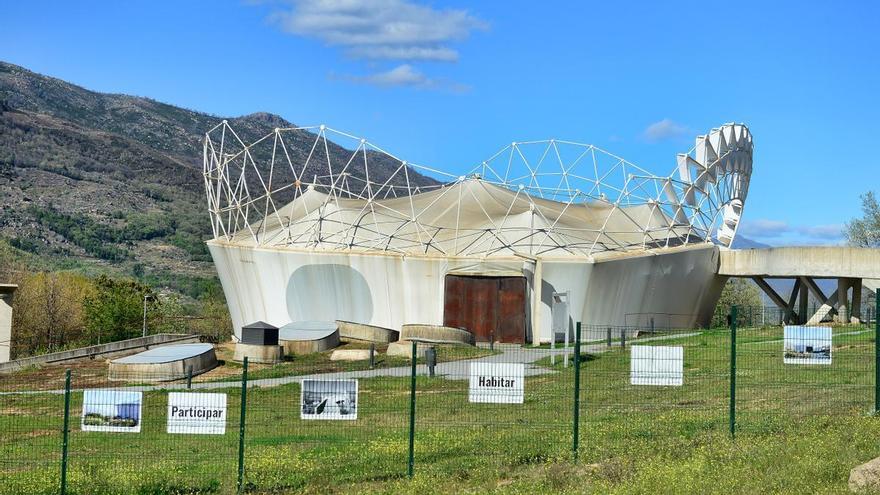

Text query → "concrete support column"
[851,279,863,323]
[837,278,851,324]
[532,259,543,346]
[0,285,16,363]
[798,282,808,325]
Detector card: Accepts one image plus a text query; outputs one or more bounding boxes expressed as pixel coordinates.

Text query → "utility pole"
[142,294,151,338]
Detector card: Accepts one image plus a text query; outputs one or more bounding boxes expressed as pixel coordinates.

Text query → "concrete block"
[386,340,431,359]
[233,343,283,364]
[329,349,373,361]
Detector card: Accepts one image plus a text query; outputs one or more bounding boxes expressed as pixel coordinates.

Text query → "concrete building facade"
[204,123,752,343]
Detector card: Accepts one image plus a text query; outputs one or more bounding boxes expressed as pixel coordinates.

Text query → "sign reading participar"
[167,392,227,434]
[468,362,524,404]
[630,345,684,386]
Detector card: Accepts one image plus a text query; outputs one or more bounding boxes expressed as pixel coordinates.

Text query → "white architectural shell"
[204,123,752,258]
[203,123,752,342]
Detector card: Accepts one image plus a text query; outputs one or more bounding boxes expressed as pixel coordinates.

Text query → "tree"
[845,191,880,247]
[83,275,156,343]
[10,272,95,357]
[714,278,763,327]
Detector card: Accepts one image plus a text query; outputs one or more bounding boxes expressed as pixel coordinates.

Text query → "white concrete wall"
[532,261,593,342]
[210,243,513,338]
[581,245,725,336]
[209,242,723,343]
[0,293,12,363]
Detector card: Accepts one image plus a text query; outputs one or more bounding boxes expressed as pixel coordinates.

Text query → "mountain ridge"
[0,60,436,297]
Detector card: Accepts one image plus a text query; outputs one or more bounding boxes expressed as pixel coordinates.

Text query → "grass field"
[1,324,879,494]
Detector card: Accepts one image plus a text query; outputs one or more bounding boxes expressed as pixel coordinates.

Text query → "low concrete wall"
[336,320,399,344]
[400,324,475,345]
[280,330,341,355]
[0,334,201,373]
[108,346,219,382]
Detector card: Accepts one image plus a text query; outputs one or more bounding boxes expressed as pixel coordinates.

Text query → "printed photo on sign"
[630,346,683,386]
[301,379,358,420]
[81,390,143,433]
[784,326,832,365]
[468,362,525,404]
[167,392,227,435]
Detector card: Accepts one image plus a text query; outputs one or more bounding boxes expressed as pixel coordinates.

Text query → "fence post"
[875,291,879,414]
[237,357,248,494]
[60,369,71,495]
[408,341,417,478]
[606,327,611,347]
[620,329,626,349]
[186,364,193,389]
[729,306,738,438]
[572,322,582,461]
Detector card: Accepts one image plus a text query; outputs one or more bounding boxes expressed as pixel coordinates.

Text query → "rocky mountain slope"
[0,61,437,296]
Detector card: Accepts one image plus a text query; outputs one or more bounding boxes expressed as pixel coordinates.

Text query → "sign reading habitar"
[468,362,524,404]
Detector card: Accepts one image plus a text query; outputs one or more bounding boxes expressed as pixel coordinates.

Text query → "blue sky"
[2,1,878,246]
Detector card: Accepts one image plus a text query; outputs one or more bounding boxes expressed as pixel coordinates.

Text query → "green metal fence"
[0,299,878,494]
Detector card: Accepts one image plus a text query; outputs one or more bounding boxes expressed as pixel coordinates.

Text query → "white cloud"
[798,224,845,239]
[643,119,689,142]
[351,64,428,87]
[738,219,790,237]
[269,0,486,62]
[347,45,459,62]
[343,64,470,91]
[739,219,844,244]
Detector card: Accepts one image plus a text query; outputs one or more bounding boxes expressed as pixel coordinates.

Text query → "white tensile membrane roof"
[204,123,752,258]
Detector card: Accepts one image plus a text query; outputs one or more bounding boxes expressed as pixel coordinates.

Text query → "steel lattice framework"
[204,122,752,258]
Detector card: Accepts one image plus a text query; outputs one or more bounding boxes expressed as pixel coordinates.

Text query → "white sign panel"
[301,379,358,420]
[167,392,227,435]
[630,346,684,386]
[81,390,143,433]
[784,326,832,365]
[468,362,525,404]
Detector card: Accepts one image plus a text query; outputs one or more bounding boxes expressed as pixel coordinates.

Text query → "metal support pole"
[572,322,582,460]
[729,306,738,437]
[408,340,417,477]
[620,329,626,349]
[564,326,570,368]
[606,327,611,347]
[875,291,880,414]
[60,369,71,495]
[186,364,193,389]
[369,343,375,369]
[237,357,248,494]
[142,295,148,338]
